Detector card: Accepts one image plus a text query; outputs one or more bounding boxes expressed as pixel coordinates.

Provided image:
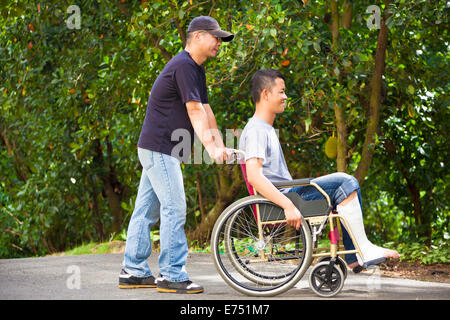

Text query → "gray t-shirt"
[239,117,292,188]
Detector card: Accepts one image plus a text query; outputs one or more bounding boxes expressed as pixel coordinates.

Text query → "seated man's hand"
[284,204,303,230]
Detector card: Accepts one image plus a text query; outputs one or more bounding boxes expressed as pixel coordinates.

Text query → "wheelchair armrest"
[272,178,313,188]
[272,178,333,210]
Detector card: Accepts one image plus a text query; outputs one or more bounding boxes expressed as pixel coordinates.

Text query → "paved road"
[1,253,449,300]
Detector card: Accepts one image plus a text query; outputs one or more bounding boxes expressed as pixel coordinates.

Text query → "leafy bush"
[385,238,450,265]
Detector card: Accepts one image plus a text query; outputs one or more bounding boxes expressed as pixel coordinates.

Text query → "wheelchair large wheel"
[211,195,312,297]
[223,208,304,286]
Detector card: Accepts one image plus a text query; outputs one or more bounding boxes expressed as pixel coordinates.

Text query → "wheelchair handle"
[228,149,246,162]
[229,149,246,156]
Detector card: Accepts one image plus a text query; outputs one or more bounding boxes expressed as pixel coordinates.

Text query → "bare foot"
[348,248,400,269]
[383,248,401,259]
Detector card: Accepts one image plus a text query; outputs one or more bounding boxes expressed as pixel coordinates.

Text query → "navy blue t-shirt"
[137,50,209,161]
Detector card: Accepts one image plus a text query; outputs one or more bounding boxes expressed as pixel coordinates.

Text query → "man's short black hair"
[250,69,285,104]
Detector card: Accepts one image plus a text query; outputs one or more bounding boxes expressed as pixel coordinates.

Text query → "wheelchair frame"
[211,150,365,297]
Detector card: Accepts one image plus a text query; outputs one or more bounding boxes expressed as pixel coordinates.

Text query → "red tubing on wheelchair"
[329,227,339,245]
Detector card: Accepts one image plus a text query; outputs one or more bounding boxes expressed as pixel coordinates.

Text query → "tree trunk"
[92,138,124,234]
[330,0,340,51]
[188,165,243,243]
[342,0,353,29]
[89,173,105,240]
[195,171,206,223]
[334,102,348,172]
[383,139,431,241]
[103,181,123,234]
[0,127,30,182]
[331,1,349,172]
[354,0,392,184]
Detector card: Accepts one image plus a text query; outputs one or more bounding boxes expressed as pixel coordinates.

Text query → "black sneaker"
[157,278,204,294]
[118,269,157,289]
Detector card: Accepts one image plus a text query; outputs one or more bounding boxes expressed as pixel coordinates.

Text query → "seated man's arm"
[246,158,303,230]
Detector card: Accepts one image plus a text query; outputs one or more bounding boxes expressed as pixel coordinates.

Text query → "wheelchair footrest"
[352,257,386,273]
[363,257,386,268]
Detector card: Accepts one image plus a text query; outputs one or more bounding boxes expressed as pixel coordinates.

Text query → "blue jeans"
[289,172,361,265]
[122,148,189,282]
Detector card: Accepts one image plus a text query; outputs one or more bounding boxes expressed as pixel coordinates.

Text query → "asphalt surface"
[1,253,449,301]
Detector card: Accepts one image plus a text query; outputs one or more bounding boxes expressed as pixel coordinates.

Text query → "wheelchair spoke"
[213,200,308,292]
[317,279,327,290]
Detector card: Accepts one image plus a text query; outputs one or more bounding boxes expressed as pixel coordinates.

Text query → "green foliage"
[390,238,450,265]
[0,0,448,262]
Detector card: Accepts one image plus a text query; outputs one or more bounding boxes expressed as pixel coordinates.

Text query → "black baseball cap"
[187,16,234,42]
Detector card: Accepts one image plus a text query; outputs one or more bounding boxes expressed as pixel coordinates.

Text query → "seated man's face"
[267,78,288,114]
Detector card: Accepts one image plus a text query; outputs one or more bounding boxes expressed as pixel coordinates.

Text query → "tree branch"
[354,0,392,184]
[342,0,353,30]
[169,0,187,48]
[145,32,172,62]
[330,0,348,172]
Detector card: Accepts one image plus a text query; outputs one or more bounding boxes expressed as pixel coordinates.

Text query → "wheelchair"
[210,150,368,297]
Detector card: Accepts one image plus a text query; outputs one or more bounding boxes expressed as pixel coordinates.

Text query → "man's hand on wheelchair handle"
[284,203,303,230]
[208,146,234,163]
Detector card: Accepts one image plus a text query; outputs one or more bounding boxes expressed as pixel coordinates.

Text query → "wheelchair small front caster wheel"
[309,261,345,297]
[316,256,348,280]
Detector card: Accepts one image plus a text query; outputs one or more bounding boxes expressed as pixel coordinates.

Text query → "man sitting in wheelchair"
[238,68,400,270]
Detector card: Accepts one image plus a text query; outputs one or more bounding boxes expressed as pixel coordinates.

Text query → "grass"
[50,240,126,256]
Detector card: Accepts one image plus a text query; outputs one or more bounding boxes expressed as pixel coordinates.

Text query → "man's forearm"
[189,110,214,154]
[187,103,217,155]
[248,171,294,210]
[203,103,225,148]
[208,115,225,149]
